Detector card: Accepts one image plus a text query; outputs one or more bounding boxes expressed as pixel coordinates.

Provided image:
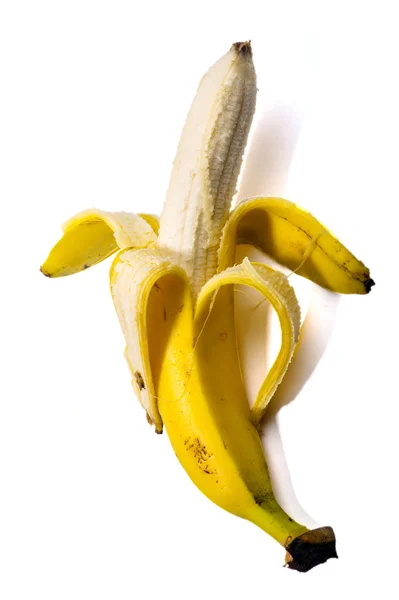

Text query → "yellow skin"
[41,197,373,555]
[150,270,305,546]
[41,42,373,571]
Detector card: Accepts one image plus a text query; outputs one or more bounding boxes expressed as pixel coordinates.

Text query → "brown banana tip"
[232,41,252,56]
[284,526,338,573]
[365,277,375,293]
[40,265,51,277]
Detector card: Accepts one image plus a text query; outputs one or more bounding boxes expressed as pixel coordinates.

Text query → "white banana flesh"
[157,42,257,297]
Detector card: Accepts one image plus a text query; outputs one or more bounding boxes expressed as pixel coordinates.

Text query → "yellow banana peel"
[41,41,374,572]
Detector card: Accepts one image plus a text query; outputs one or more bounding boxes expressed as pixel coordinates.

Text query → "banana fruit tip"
[40,41,374,573]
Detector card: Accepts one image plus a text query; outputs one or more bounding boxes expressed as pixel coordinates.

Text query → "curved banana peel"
[40,209,158,277]
[196,258,301,424]
[108,248,303,432]
[40,196,374,430]
[40,42,373,572]
[110,248,190,434]
[219,196,374,294]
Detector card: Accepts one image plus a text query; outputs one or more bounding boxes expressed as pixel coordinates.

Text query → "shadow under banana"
[236,103,340,527]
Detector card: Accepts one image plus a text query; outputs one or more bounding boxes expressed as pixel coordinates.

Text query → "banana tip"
[284,526,337,573]
[40,265,51,277]
[365,277,375,293]
[232,41,252,57]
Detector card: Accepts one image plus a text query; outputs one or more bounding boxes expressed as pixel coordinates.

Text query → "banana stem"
[251,504,337,571]
[284,527,337,572]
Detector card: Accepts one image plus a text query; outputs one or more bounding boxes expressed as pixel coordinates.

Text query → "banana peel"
[40,41,373,572]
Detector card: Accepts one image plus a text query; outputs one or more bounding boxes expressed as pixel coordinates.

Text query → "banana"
[41,41,373,572]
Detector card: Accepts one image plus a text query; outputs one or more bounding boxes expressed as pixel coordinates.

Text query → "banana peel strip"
[195,258,301,423]
[40,209,158,277]
[110,248,190,434]
[219,197,373,294]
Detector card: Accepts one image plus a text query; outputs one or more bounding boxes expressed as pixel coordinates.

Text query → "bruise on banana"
[184,437,216,475]
[253,490,279,508]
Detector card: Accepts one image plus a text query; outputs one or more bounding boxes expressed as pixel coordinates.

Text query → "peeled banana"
[41,41,373,572]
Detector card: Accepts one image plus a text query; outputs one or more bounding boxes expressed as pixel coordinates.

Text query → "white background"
[0,1,396,598]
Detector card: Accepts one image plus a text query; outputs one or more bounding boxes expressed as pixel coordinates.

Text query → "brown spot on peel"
[184,437,215,474]
[134,371,145,391]
[40,266,51,277]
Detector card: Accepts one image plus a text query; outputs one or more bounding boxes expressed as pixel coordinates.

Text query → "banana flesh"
[41,41,373,572]
[157,42,257,297]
